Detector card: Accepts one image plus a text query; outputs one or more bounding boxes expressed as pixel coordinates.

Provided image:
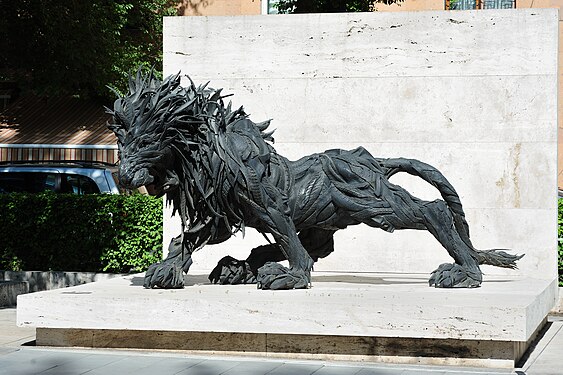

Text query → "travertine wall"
[374,1,563,187]
[163,10,558,280]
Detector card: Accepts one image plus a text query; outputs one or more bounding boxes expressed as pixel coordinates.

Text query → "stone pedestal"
[17,272,556,368]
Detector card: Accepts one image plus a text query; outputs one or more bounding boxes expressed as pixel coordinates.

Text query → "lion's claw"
[209,256,256,285]
[257,262,310,290]
[429,263,482,288]
[144,262,185,289]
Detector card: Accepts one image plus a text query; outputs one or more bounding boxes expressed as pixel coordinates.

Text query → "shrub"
[0,192,162,273]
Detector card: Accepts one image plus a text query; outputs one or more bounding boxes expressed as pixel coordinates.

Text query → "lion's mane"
[108,70,274,250]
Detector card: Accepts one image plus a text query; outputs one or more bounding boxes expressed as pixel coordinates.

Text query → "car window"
[0,172,58,193]
[61,174,100,194]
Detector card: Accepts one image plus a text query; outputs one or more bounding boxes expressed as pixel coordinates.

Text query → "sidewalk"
[0,308,561,375]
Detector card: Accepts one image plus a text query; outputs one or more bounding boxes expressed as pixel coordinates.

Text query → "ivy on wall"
[558,199,563,286]
[0,193,162,273]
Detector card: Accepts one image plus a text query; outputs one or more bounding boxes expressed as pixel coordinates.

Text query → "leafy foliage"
[558,199,563,286]
[276,0,403,13]
[0,0,177,101]
[0,193,162,273]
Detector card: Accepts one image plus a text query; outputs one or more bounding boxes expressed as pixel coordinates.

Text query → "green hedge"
[559,199,563,287]
[0,192,162,273]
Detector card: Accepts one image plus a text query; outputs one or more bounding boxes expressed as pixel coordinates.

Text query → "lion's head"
[107,69,229,197]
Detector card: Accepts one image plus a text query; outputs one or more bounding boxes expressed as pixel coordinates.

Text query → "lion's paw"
[143,261,185,289]
[257,262,310,290]
[208,256,257,285]
[429,263,482,288]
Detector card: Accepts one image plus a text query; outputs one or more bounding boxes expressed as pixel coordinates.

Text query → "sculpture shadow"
[129,274,211,287]
[311,274,427,285]
[130,273,435,287]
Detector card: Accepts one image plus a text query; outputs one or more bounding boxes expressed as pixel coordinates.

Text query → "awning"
[0,96,118,163]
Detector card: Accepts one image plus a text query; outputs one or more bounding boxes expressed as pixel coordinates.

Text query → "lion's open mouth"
[143,173,165,197]
[145,182,161,196]
[144,174,178,197]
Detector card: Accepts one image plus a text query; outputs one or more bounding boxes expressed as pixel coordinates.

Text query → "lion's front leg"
[144,235,193,289]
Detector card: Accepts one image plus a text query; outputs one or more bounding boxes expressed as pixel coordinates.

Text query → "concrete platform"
[1,270,119,292]
[16,272,557,368]
[0,281,28,307]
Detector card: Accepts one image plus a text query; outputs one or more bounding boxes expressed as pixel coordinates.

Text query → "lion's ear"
[109,98,132,131]
[115,129,126,144]
[106,107,128,142]
[107,121,126,143]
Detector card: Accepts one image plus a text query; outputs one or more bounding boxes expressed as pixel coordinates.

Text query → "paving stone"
[264,363,324,375]
[220,360,284,374]
[0,350,90,375]
[176,359,241,375]
[310,365,363,375]
[0,348,60,367]
[38,353,126,374]
[525,322,563,375]
[132,356,207,375]
[0,308,35,347]
[354,367,407,375]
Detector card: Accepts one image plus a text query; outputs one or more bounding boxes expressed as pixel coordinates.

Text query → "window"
[61,174,100,195]
[262,0,279,14]
[0,172,100,194]
[446,0,515,9]
[0,172,58,193]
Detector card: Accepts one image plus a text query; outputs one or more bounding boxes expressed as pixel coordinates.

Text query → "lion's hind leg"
[416,199,482,288]
[378,194,483,288]
[208,255,257,285]
[208,243,286,285]
[257,261,310,290]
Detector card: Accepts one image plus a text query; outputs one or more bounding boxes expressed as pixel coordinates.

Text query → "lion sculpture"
[108,70,523,290]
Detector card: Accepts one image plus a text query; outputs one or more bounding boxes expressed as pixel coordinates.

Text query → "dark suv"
[0,161,120,194]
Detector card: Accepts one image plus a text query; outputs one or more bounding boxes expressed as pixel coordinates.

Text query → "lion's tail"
[377,157,470,236]
[377,157,523,268]
[474,249,523,269]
